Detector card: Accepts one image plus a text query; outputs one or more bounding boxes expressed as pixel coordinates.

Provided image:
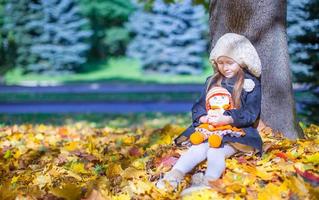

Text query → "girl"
[156,33,263,195]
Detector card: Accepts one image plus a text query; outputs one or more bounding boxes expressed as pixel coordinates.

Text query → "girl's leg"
[156,142,209,190]
[172,142,209,174]
[205,143,237,179]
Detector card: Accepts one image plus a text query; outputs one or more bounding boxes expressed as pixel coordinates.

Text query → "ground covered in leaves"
[0,119,318,200]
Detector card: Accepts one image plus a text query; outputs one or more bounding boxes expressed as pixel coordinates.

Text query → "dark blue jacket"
[174,71,263,156]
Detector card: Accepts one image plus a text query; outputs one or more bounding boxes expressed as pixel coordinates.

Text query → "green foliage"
[3,0,91,74]
[289,0,319,85]
[0,0,4,26]
[0,0,15,78]
[104,27,131,55]
[4,56,212,85]
[0,92,200,103]
[288,0,319,124]
[138,0,210,11]
[0,113,191,128]
[0,0,5,67]
[2,0,33,71]
[127,0,208,74]
[79,0,135,60]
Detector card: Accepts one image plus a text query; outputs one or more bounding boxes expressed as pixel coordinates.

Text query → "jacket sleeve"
[191,77,211,127]
[223,81,261,128]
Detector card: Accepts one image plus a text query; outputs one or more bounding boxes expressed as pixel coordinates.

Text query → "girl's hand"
[208,113,234,126]
[207,109,222,118]
[207,116,218,124]
[199,115,209,123]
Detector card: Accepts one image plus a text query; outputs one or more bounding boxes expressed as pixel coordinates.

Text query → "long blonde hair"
[206,60,245,109]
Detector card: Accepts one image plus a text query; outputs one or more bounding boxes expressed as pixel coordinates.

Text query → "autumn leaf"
[0,122,318,199]
[50,182,83,200]
[69,162,88,174]
[155,155,179,168]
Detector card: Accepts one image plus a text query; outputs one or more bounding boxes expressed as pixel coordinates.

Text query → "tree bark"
[209,0,304,139]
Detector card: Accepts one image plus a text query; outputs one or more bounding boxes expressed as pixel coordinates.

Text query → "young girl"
[156,33,263,195]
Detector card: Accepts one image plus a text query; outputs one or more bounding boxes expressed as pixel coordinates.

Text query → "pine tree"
[126,0,208,75]
[288,0,319,86]
[287,0,319,124]
[0,0,6,68]
[3,0,35,71]
[4,0,92,74]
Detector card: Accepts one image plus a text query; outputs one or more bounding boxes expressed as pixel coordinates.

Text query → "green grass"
[4,56,213,85]
[0,92,200,103]
[0,113,191,128]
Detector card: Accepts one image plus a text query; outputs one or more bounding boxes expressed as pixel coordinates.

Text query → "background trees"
[127,0,208,74]
[3,0,92,74]
[288,0,319,125]
[79,0,135,60]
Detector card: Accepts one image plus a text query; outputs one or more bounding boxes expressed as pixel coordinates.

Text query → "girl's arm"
[223,81,261,128]
[191,76,212,126]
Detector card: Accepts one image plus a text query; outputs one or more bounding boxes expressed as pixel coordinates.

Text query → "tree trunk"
[209,0,304,139]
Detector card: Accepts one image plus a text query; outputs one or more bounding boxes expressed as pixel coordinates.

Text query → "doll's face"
[209,95,230,106]
[216,56,241,78]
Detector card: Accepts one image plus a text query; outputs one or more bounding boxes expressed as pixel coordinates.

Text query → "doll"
[190,86,245,148]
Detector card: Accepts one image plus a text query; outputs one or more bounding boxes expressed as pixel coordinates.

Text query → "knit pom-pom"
[243,79,255,92]
[190,132,205,145]
[208,134,222,148]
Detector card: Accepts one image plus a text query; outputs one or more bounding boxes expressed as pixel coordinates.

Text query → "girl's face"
[216,56,241,78]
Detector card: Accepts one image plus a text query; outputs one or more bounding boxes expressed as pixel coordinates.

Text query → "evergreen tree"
[287,0,319,124]
[127,0,208,75]
[4,0,92,74]
[79,0,134,59]
[3,0,34,72]
[0,0,6,68]
[288,0,319,86]
[0,0,8,82]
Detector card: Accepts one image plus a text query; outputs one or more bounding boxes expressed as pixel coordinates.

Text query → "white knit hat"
[209,33,262,77]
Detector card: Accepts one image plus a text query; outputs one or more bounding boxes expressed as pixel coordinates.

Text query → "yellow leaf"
[70,162,88,174]
[122,136,135,145]
[286,176,310,199]
[302,152,319,165]
[35,133,44,141]
[257,182,289,200]
[13,150,22,159]
[128,180,152,195]
[50,183,82,200]
[182,188,220,200]
[122,167,146,179]
[161,124,185,137]
[106,164,123,177]
[87,136,95,153]
[159,134,172,145]
[242,165,273,181]
[37,124,47,132]
[131,158,147,170]
[64,141,78,151]
[33,174,51,189]
[256,168,274,181]
[10,176,19,184]
[112,193,130,200]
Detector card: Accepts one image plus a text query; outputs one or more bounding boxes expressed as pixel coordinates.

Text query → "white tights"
[172,142,237,179]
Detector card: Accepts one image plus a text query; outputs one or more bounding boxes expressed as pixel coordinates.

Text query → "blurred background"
[0,0,317,127]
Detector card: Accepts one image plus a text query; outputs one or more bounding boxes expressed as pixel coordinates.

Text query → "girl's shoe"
[156,169,184,191]
[180,172,212,196]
